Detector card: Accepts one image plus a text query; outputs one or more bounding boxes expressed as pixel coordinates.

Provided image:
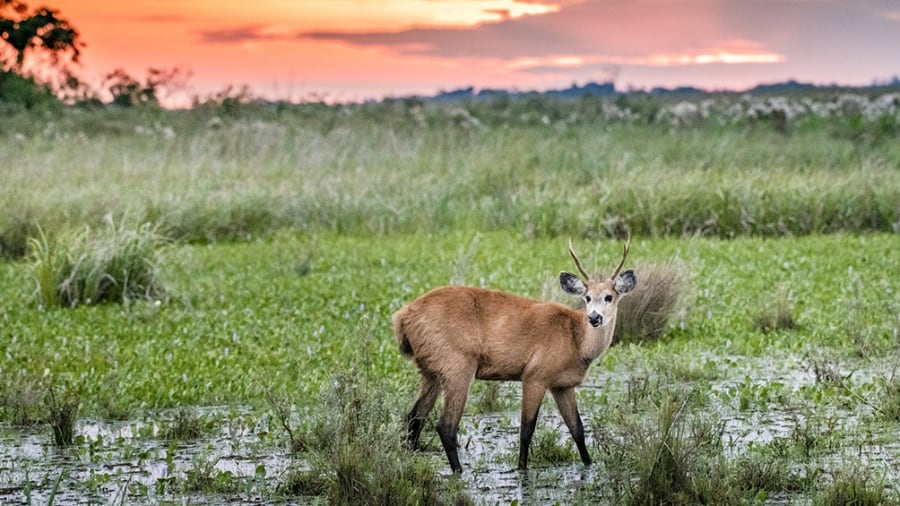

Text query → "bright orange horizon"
[38,0,900,105]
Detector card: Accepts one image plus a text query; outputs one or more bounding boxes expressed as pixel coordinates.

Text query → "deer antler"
[610,232,631,280]
[568,238,591,281]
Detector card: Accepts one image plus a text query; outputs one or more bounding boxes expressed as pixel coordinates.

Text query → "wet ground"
[0,407,290,504]
[2,352,899,504]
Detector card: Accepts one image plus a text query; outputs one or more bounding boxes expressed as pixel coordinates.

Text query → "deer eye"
[584,295,592,303]
[604,294,613,303]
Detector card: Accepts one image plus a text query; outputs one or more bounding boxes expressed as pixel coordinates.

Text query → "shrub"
[0,70,59,110]
[0,214,38,259]
[614,263,686,345]
[27,219,166,308]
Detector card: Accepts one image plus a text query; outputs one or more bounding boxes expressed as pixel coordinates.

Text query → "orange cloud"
[35,0,900,103]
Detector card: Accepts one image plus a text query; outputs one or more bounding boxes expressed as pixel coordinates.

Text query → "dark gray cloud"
[299,1,729,60]
[193,0,900,86]
[197,25,288,44]
[296,0,900,74]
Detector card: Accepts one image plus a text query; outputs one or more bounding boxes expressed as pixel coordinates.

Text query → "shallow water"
[2,352,899,504]
[0,407,290,504]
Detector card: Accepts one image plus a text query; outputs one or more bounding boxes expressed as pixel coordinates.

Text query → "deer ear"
[560,272,586,296]
[614,270,636,295]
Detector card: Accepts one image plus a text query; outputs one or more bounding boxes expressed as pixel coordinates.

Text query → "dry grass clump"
[752,297,798,333]
[614,263,687,345]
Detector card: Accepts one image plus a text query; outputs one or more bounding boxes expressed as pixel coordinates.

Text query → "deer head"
[560,235,636,328]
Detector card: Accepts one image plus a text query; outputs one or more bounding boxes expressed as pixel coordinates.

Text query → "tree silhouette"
[0,0,82,71]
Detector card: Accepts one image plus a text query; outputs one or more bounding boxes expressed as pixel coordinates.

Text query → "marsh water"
[2,352,899,504]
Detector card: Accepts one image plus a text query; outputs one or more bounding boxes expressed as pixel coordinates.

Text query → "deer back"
[393,286,586,383]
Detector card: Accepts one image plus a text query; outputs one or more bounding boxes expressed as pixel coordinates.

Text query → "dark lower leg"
[552,386,591,466]
[405,375,439,450]
[519,382,546,470]
[518,415,538,470]
[406,406,425,449]
[571,416,591,465]
[437,421,462,473]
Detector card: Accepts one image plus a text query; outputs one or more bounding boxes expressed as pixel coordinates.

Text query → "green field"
[2,97,900,504]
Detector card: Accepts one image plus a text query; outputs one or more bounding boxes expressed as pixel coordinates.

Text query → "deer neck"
[580,318,615,365]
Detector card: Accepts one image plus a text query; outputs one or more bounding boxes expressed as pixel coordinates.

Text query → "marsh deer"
[392,237,635,473]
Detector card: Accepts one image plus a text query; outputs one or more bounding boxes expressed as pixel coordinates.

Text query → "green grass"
[1,232,895,416]
[2,104,899,258]
[2,99,900,502]
[27,220,166,307]
[1,232,899,503]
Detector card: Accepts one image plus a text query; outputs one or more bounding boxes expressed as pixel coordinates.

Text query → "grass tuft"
[162,407,209,441]
[752,293,798,333]
[814,468,896,506]
[0,374,46,425]
[0,214,38,259]
[27,219,166,308]
[47,385,80,447]
[305,370,469,505]
[180,455,242,495]
[528,426,577,465]
[877,376,900,423]
[278,322,472,506]
[614,263,686,345]
[594,395,727,504]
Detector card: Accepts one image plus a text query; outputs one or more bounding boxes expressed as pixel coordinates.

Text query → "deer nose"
[588,311,603,328]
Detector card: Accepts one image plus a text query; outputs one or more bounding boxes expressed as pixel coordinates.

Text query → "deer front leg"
[518,381,547,470]
[551,386,591,466]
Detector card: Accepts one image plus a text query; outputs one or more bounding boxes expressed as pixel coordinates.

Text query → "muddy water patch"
[0,406,291,504]
[445,350,900,503]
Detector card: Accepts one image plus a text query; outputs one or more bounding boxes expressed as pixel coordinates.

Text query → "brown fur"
[394,239,635,472]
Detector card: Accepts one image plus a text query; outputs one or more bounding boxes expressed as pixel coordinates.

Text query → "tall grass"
[47,384,81,447]
[2,103,899,258]
[593,395,727,504]
[278,321,472,505]
[814,468,897,506]
[27,219,165,307]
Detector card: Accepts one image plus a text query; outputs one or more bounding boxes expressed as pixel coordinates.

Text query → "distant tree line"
[3,0,900,111]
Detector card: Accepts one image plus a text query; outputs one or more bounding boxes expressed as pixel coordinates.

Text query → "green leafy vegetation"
[2,95,900,503]
[0,231,898,503]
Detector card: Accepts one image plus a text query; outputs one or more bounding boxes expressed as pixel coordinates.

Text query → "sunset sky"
[38,0,900,103]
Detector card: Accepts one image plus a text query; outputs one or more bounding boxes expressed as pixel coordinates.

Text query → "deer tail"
[392,307,414,357]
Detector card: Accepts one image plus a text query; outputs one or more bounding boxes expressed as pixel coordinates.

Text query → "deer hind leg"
[406,372,440,449]
[551,386,591,466]
[518,380,548,470]
[436,365,476,474]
